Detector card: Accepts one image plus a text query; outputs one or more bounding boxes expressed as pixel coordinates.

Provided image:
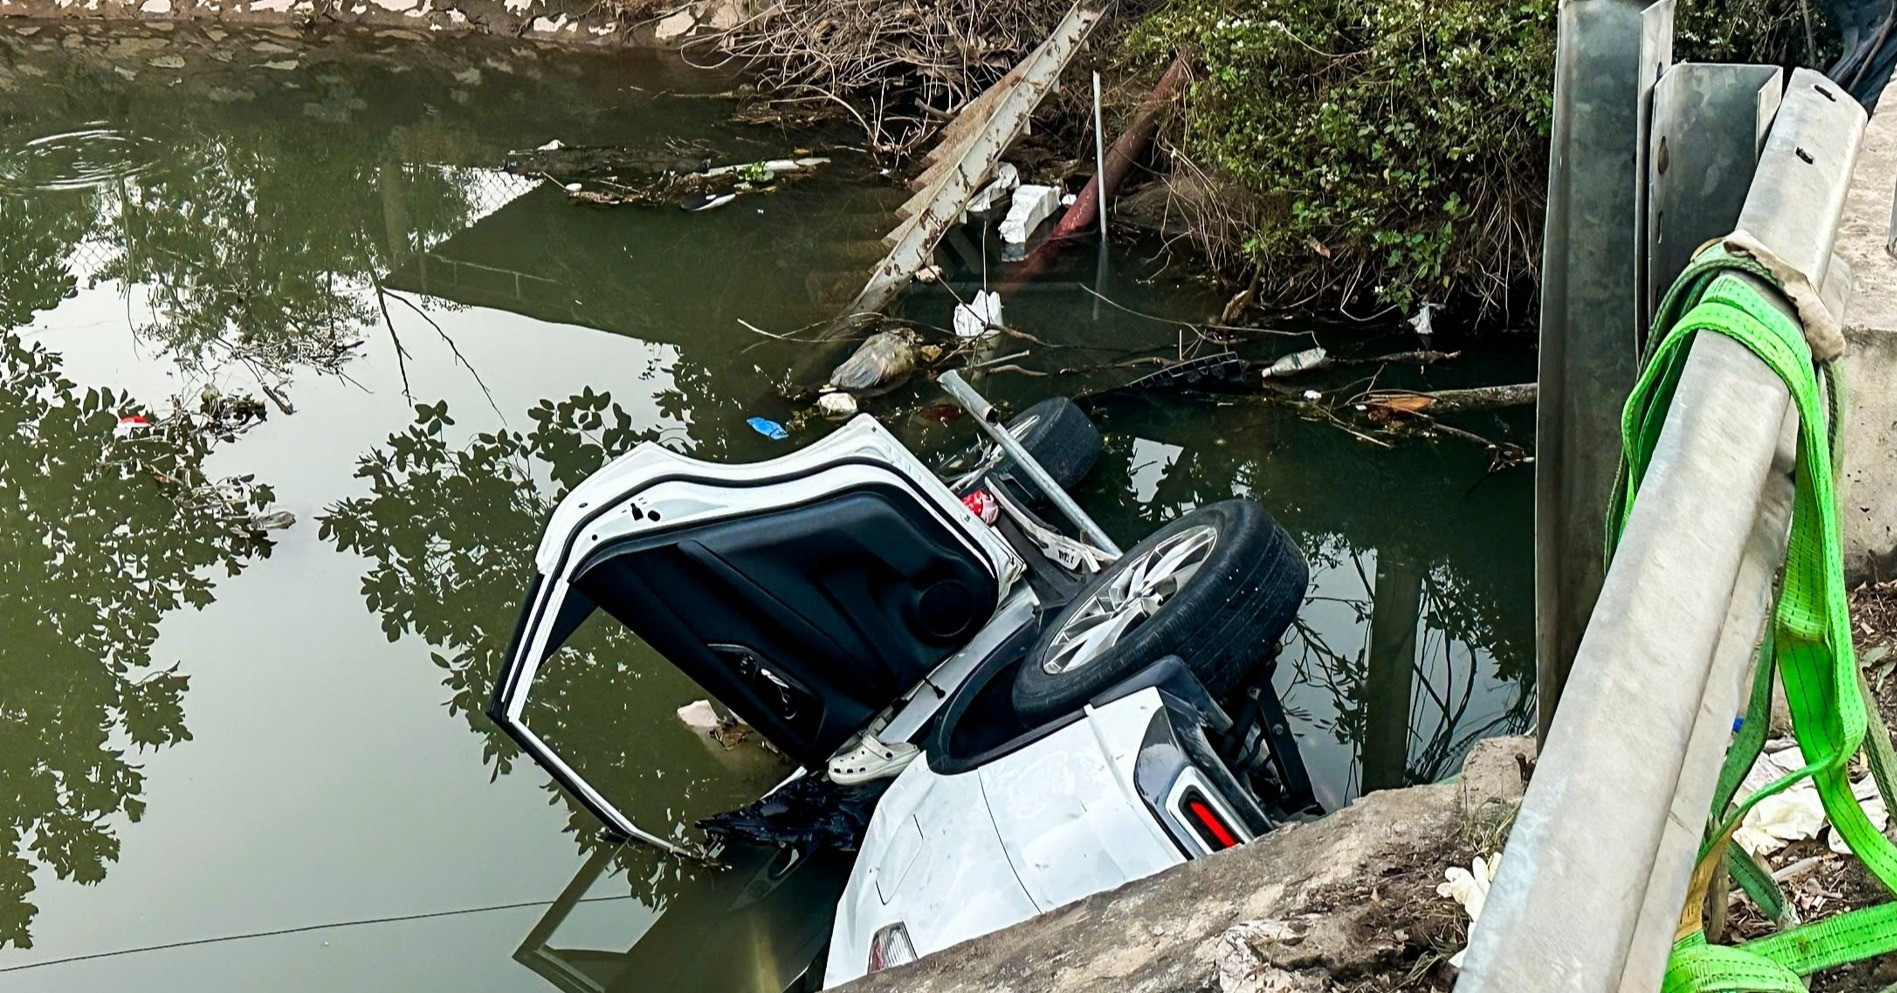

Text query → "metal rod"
[937,370,1121,555]
[1092,70,1108,240]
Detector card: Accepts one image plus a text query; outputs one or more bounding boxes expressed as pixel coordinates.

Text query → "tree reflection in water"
[1282,545,1535,796]
[0,24,1539,954]
[0,329,274,948]
[0,26,629,948]
[321,373,780,906]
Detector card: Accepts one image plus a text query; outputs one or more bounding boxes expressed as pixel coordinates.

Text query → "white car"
[491,380,1315,989]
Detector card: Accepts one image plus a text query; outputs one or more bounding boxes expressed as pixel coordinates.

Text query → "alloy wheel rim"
[1041,523,1218,675]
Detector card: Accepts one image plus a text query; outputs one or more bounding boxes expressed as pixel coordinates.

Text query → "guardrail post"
[1646,64,1783,326]
[1535,0,1674,739]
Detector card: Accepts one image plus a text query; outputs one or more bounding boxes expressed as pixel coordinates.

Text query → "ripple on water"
[0,124,157,193]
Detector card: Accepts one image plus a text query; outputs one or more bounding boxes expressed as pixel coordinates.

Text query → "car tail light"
[868,922,918,973]
[1181,789,1239,851]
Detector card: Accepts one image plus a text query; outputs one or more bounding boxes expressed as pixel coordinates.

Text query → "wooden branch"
[1363,382,1537,418]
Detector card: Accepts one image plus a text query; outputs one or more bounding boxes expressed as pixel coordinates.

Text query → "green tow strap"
[1607,247,1897,991]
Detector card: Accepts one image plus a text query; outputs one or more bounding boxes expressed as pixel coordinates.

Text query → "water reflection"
[0,332,274,948]
[0,21,1534,988]
[0,24,776,962]
[517,844,847,993]
[0,22,774,395]
[320,388,795,895]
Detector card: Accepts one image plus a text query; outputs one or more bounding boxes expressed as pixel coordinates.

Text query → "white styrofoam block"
[999,184,1060,245]
[966,162,1021,215]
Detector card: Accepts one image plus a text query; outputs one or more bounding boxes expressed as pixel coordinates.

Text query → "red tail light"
[1183,794,1239,850]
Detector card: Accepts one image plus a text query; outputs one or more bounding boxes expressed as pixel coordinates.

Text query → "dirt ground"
[1717,580,1897,992]
[1321,582,1897,993]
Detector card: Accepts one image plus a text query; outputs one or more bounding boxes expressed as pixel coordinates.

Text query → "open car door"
[490,416,1023,850]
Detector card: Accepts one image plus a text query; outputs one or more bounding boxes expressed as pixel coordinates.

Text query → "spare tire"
[990,396,1100,494]
[1011,499,1307,723]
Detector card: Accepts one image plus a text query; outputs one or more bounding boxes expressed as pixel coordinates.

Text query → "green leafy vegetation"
[1122,0,1820,316]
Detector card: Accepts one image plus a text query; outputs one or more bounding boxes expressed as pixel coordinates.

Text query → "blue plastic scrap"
[747,417,789,441]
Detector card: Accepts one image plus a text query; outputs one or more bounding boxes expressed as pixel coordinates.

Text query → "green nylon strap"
[1665,936,1806,993]
[1717,639,1789,922]
[1604,247,1897,990]
[1728,844,1789,926]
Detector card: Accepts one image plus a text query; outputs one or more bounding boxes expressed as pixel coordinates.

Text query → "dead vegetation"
[696,0,1124,159]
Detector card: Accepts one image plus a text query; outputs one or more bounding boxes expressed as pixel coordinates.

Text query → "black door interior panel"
[572,484,998,765]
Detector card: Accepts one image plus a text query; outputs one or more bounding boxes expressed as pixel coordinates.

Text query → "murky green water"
[0,23,1533,992]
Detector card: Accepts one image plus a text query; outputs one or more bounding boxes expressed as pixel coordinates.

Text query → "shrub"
[1122,0,1823,317]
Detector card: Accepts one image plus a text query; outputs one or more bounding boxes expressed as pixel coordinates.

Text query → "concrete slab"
[1838,100,1897,584]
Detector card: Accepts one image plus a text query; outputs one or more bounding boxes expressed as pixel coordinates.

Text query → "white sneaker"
[828,733,920,785]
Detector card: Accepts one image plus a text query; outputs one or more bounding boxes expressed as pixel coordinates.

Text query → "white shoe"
[828,733,919,785]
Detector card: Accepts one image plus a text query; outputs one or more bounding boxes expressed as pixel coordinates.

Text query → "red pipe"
[1047,52,1193,241]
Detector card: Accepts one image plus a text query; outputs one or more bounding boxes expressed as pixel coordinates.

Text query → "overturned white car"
[491,374,1317,989]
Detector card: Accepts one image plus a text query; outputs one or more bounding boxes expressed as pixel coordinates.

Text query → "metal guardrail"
[1460,32,1868,993]
[1533,0,1675,735]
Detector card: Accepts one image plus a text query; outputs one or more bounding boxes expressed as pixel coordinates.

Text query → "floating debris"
[746,416,789,441]
[682,191,738,212]
[816,391,859,418]
[964,161,1020,216]
[1260,346,1331,380]
[920,402,965,424]
[827,327,923,397]
[1101,351,1250,397]
[999,184,1061,246]
[514,144,831,210]
[676,699,758,749]
[953,290,1003,340]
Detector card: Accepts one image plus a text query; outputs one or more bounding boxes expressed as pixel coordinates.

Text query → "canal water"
[0,23,1534,992]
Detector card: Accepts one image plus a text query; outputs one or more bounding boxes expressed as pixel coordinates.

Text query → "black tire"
[990,397,1100,493]
[1011,499,1307,723]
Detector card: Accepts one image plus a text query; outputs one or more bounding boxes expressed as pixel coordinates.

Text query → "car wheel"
[1010,499,1307,723]
[989,397,1100,493]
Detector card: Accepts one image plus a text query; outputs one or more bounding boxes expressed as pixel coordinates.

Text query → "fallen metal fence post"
[1459,69,1866,993]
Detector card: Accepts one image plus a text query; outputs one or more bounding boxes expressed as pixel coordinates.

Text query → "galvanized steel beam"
[1535,0,1674,739]
[1464,321,1796,993]
[1459,71,1865,993]
[1735,68,1869,292]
